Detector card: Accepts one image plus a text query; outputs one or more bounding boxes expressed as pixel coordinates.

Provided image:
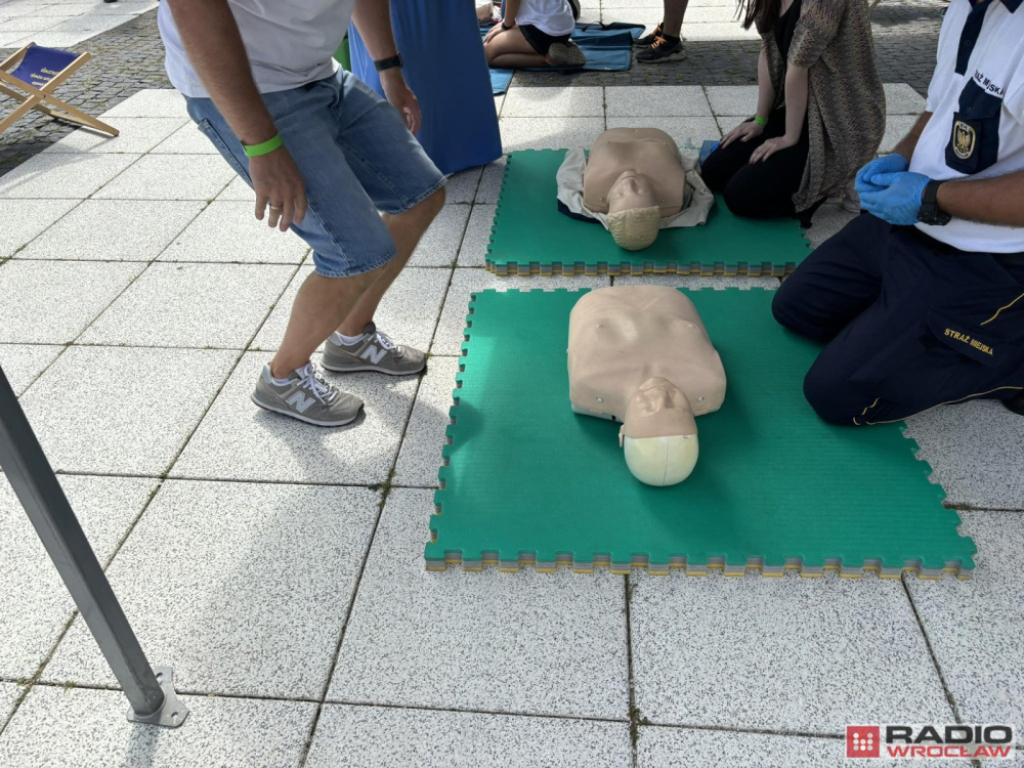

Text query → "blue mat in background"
[487,22,644,95]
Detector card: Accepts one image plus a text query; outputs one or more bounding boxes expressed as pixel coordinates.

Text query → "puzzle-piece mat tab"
[486,150,813,277]
[427,288,975,580]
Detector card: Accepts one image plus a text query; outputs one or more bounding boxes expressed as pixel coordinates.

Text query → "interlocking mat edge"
[485,150,815,277]
[426,288,976,581]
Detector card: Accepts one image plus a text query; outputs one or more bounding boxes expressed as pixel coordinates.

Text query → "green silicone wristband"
[753,115,768,127]
[243,133,283,158]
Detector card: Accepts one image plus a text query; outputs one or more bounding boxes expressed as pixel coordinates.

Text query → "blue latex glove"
[858,171,931,225]
[855,153,909,198]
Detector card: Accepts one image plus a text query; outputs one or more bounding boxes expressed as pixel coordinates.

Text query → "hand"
[483,22,506,43]
[749,133,799,164]
[855,153,909,198]
[381,68,422,134]
[858,171,930,226]
[720,120,764,149]
[249,146,308,232]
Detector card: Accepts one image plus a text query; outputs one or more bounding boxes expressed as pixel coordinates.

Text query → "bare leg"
[337,186,446,336]
[485,25,549,68]
[662,0,689,37]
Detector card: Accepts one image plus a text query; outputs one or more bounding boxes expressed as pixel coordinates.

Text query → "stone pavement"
[1,3,1024,766]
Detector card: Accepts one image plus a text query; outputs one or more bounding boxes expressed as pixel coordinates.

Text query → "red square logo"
[847,726,881,758]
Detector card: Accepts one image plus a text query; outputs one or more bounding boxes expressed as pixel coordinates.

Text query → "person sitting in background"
[483,0,585,68]
[700,0,883,226]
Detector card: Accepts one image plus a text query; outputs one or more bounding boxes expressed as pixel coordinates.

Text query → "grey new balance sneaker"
[252,362,363,427]
[321,322,426,376]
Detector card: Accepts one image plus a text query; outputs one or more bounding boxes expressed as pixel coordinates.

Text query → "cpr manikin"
[567,286,726,486]
[557,128,715,251]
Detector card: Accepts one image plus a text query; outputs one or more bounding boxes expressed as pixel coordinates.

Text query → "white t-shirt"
[157,0,356,98]
[912,0,1024,253]
[516,0,575,37]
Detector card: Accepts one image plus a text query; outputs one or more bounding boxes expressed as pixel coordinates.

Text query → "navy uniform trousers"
[772,213,1024,425]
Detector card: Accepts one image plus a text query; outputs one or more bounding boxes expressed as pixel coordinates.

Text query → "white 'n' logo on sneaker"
[286,390,316,414]
[360,344,388,365]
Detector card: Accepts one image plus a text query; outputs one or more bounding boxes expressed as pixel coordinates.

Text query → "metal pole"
[0,365,187,728]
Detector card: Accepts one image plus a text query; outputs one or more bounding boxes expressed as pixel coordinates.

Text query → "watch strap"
[374,54,404,72]
[919,179,951,226]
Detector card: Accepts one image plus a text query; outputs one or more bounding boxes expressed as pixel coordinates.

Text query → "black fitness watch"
[918,179,952,226]
[374,54,404,73]
[502,20,514,29]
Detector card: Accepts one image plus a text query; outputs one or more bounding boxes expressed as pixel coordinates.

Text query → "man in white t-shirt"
[771,0,1024,424]
[483,0,585,68]
[159,0,447,427]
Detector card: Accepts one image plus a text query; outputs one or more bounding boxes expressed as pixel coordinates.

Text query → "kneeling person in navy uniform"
[772,0,1024,425]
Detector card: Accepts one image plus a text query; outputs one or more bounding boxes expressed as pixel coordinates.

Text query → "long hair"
[738,0,783,31]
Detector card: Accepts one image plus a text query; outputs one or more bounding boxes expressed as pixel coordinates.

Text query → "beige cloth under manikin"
[567,286,726,486]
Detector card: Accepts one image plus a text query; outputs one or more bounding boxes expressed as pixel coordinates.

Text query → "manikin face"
[607,171,658,214]
[623,377,695,438]
[621,377,699,487]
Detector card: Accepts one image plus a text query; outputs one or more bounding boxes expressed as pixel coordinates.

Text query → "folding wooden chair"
[0,43,118,137]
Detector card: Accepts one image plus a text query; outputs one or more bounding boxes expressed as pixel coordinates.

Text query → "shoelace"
[372,329,396,351]
[296,364,338,404]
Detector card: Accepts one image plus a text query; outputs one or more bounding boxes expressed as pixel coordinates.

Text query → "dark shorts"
[520,24,571,55]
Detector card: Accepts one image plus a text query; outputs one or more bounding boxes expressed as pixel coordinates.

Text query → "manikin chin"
[567,286,727,487]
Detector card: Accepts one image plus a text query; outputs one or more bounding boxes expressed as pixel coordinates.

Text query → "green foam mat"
[486,150,813,277]
[427,288,976,580]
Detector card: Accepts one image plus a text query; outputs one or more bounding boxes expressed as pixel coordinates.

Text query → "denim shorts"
[186,71,446,278]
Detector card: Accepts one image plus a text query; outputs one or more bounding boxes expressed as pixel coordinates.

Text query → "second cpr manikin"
[567,286,726,486]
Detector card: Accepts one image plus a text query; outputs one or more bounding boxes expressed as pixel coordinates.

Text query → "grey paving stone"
[0,683,19,725]
[636,726,966,767]
[0,152,138,199]
[446,167,484,204]
[19,346,236,475]
[605,85,712,117]
[24,12,138,47]
[0,199,79,259]
[907,511,1024,729]
[631,570,953,733]
[393,354,460,488]
[880,115,920,154]
[432,270,611,356]
[498,117,606,151]
[502,86,604,117]
[79,262,294,348]
[251,265,449,355]
[100,88,189,119]
[0,343,62,395]
[884,83,927,115]
[494,92,506,117]
[16,200,204,261]
[682,21,760,41]
[806,204,857,248]
[326,489,630,719]
[684,5,746,22]
[456,204,496,267]
[477,158,506,204]
[612,275,778,290]
[0,474,156,679]
[92,154,234,201]
[706,85,759,116]
[906,400,1024,510]
[0,260,143,343]
[216,175,255,201]
[42,117,187,154]
[150,121,221,154]
[606,116,721,144]
[0,686,316,768]
[411,204,471,267]
[306,705,632,768]
[170,351,416,484]
[161,200,310,264]
[44,480,379,698]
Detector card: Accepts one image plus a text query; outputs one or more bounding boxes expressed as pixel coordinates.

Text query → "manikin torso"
[567,286,727,485]
[583,128,687,218]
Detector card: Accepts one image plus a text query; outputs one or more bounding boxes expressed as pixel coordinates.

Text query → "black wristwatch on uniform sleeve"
[918,179,952,226]
[374,54,404,73]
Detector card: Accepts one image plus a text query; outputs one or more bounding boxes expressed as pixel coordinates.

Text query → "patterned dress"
[759,0,886,212]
